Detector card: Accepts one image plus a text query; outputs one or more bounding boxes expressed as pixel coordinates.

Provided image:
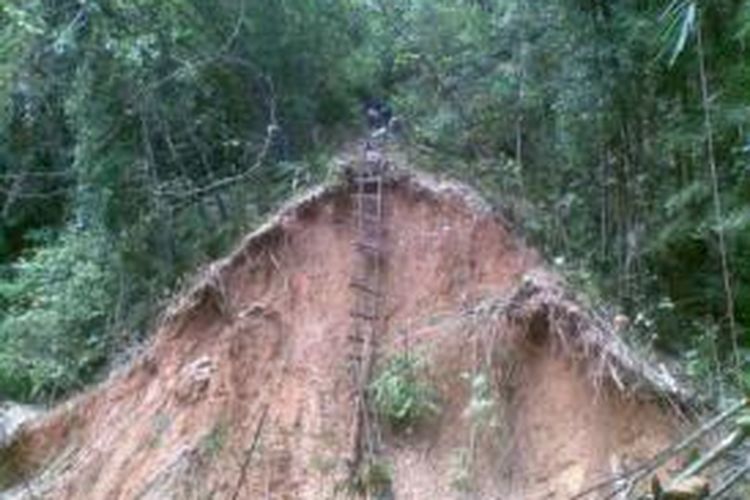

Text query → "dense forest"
[0,0,748,404]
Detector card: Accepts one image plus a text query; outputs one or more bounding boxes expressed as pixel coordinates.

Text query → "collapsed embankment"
[0,164,686,499]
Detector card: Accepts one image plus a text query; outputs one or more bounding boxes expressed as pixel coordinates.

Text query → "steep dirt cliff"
[1,159,685,500]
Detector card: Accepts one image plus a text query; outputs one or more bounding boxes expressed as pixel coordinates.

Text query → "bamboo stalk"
[573,398,749,499]
[669,428,746,487]
[708,460,750,499]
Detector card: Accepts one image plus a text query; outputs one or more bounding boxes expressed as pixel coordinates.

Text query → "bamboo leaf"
[665,1,696,66]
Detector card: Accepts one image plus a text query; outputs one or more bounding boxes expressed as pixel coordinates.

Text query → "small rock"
[174,356,216,404]
[0,402,43,448]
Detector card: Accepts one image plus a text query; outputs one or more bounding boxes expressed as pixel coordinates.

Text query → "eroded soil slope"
[4,170,680,499]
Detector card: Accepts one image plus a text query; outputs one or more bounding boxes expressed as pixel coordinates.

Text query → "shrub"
[344,458,393,498]
[0,228,116,401]
[369,352,439,430]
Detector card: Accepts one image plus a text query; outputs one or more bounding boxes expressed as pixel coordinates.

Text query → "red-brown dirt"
[3,167,683,499]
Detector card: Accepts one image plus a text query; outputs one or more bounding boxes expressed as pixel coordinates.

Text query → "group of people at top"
[362,97,394,136]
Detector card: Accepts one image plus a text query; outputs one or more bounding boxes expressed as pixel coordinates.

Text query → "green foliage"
[449,447,474,493]
[1,0,749,405]
[464,371,497,429]
[0,228,115,400]
[346,458,392,498]
[147,412,172,449]
[362,0,750,393]
[370,352,439,430]
[199,418,228,460]
[0,0,372,401]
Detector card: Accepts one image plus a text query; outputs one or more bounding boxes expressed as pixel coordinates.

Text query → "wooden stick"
[231,405,269,500]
